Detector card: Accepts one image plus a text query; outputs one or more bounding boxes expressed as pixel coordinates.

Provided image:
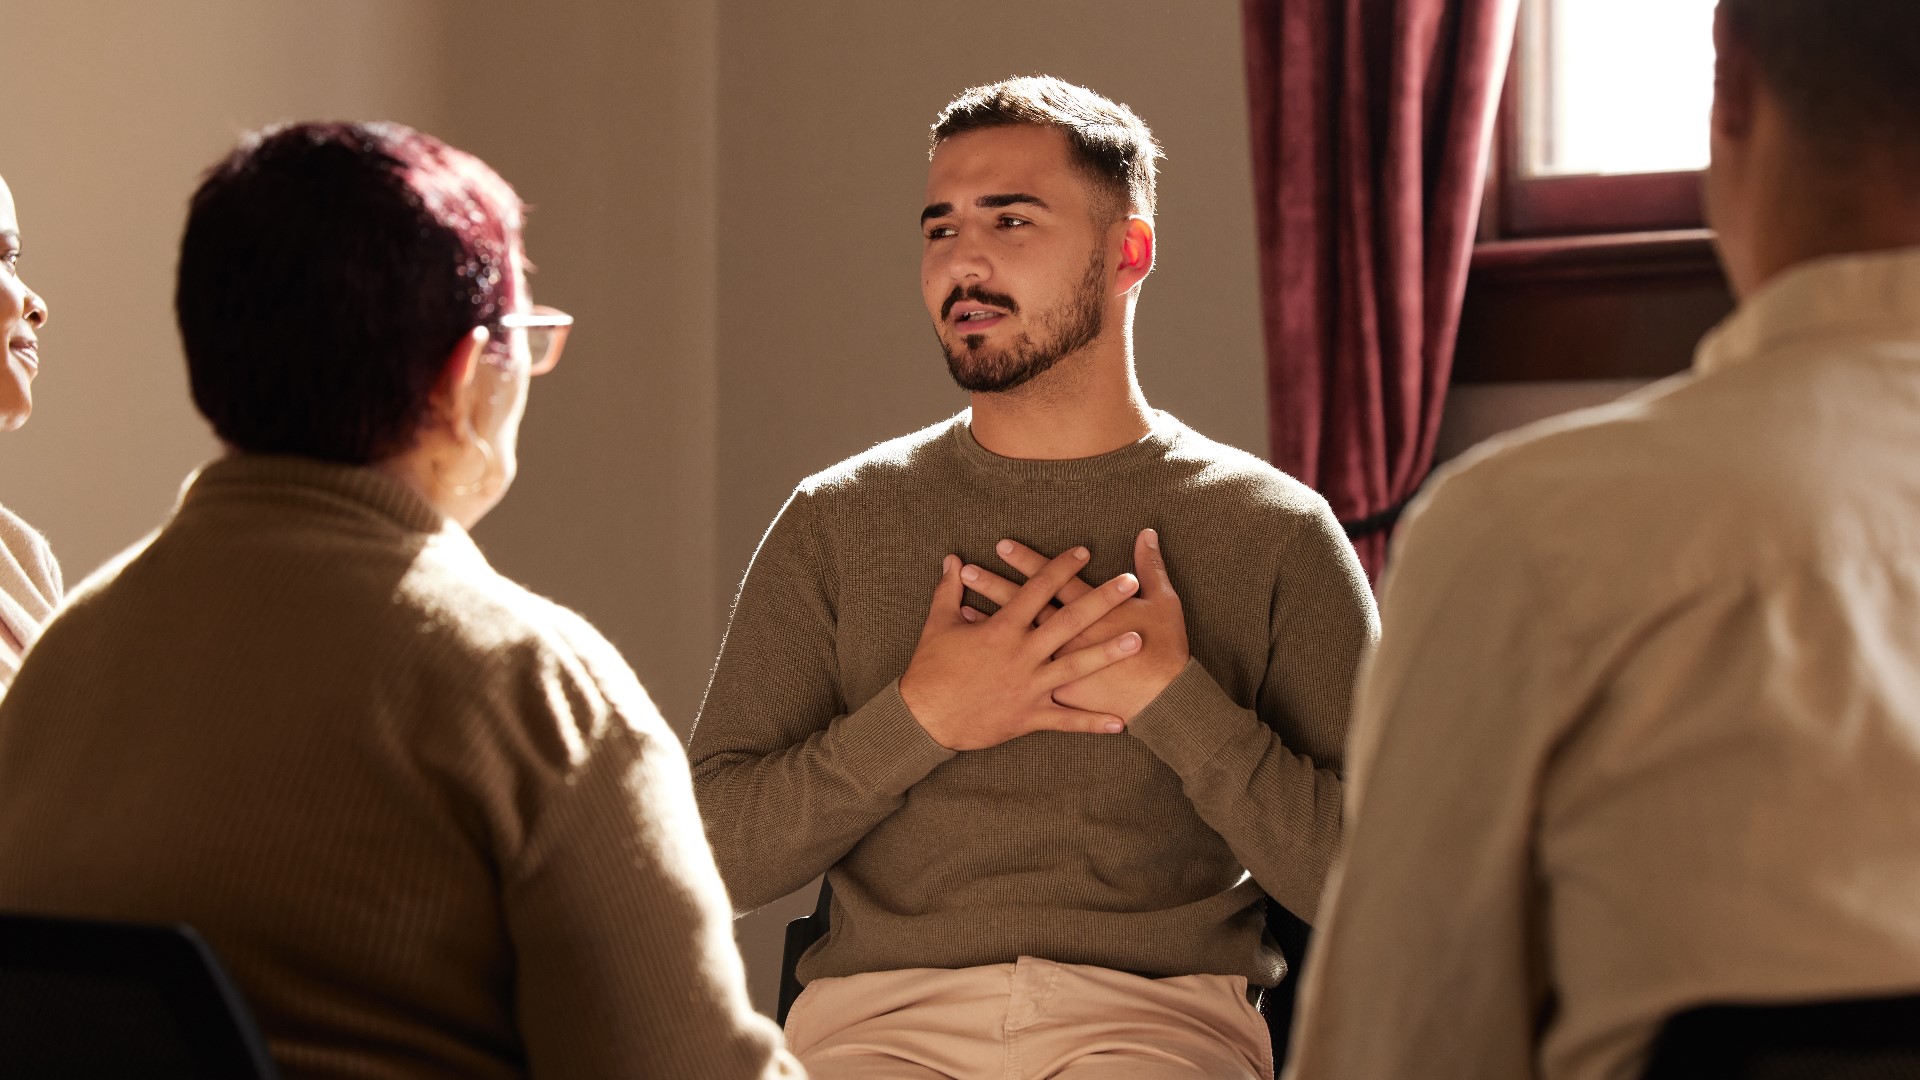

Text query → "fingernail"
[1120,632,1141,652]
[1104,720,1125,733]
[944,555,956,573]
[1118,574,1138,594]
[1072,546,1089,561]
[997,539,1014,556]
[961,565,979,583]
[1145,528,1160,551]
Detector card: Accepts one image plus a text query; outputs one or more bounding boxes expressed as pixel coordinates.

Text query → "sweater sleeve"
[1124,499,1377,923]
[503,631,801,1080]
[688,489,956,914]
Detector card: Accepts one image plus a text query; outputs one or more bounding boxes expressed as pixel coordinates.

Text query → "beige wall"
[442,2,724,730]
[12,0,453,578]
[19,0,1270,1020]
[12,0,724,726]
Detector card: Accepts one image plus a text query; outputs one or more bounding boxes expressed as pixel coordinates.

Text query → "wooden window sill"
[1455,229,1733,383]
[1470,229,1722,286]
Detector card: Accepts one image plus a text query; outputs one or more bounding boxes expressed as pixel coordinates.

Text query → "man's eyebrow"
[920,193,1053,225]
[978,193,1050,212]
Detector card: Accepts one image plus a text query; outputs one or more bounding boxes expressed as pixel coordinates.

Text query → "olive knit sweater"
[690,412,1377,988]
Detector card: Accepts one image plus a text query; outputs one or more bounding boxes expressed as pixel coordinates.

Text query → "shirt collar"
[1696,245,1920,376]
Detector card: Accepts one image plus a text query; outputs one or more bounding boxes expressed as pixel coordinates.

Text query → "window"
[1494,0,1718,237]
[1458,0,1734,386]
[1523,0,1715,178]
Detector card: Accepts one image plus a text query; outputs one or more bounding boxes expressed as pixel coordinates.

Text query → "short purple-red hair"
[176,121,525,463]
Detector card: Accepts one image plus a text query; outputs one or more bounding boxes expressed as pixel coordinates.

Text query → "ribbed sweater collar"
[180,454,453,536]
[943,409,1184,485]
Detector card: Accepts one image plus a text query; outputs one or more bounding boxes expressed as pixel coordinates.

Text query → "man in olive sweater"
[690,77,1377,1078]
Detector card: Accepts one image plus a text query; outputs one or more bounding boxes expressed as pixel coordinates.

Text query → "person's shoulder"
[509,589,663,734]
[0,502,47,548]
[0,502,62,602]
[1428,365,1835,534]
[1425,385,1670,510]
[793,413,964,502]
[20,532,150,653]
[1408,377,1694,552]
[1396,371,1807,608]
[1159,417,1331,520]
[404,543,666,739]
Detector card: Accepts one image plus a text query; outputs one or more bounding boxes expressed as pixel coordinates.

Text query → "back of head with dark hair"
[176,121,523,464]
[1720,0,1920,156]
[931,76,1163,224]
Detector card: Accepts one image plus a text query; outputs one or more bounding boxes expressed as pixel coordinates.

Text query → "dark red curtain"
[1244,0,1519,580]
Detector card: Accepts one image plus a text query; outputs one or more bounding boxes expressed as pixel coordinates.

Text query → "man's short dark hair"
[931,76,1162,223]
[176,121,524,464]
[1721,0,1920,155]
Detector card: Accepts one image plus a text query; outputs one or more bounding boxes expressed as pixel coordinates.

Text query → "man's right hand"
[900,547,1142,751]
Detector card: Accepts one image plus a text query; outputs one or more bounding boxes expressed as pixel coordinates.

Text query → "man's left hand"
[959,529,1190,720]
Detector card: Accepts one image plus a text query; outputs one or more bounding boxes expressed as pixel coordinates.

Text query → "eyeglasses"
[493,305,573,375]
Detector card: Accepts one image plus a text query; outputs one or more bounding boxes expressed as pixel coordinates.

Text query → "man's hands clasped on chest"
[900,546,1145,751]
[958,529,1190,722]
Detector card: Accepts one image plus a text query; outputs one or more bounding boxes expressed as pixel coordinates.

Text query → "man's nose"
[24,287,48,329]
[945,231,991,284]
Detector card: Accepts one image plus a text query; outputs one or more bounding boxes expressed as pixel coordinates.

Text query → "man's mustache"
[941,285,1020,322]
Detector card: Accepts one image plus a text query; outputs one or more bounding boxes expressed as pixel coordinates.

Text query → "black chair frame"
[0,912,280,1079]
[1642,992,1920,1079]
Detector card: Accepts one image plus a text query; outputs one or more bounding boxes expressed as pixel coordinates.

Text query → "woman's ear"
[431,327,489,438]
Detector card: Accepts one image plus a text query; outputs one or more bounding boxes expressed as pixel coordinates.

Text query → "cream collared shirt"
[1287,247,1920,1080]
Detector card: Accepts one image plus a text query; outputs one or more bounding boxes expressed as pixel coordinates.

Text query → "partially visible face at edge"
[920,125,1120,394]
[0,176,50,431]
[455,241,535,524]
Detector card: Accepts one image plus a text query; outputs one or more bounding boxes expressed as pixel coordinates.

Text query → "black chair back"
[777,878,834,1026]
[0,912,279,1079]
[1262,900,1314,1073]
[1642,993,1920,1079]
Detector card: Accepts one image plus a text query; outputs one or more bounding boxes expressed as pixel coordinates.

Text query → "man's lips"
[941,287,1018,324]
[949,303,1009,328]
[8,339,37,373]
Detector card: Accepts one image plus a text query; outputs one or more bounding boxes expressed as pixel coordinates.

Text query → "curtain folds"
[1243,0,1520,579]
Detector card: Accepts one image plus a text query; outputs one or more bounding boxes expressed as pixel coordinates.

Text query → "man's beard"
[938,245,1107,394]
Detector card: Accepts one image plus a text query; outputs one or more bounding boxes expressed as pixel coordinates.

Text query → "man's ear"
[1116,215,1156,294]
[431,327,489,436]
[1711,6,1756,143]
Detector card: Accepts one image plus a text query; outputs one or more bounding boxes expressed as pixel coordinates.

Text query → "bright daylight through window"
[1523,0,1717,178]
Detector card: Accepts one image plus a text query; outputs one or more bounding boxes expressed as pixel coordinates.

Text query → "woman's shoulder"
[0,502,63,608]
[400,537,660,734]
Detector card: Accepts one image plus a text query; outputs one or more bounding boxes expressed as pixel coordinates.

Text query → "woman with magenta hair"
[0,173,60,689]
[0,124,798,1079]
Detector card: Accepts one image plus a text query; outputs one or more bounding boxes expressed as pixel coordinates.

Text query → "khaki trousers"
[785,956,1274,1079]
